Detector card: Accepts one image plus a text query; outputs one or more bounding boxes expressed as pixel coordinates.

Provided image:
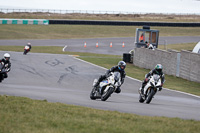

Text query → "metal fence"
[0,8,199,16]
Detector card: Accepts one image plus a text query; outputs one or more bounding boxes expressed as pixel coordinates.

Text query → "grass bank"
[0,45,200,96]
[1,95,200,133]
[1,25,200,40]
[1,12,200,22]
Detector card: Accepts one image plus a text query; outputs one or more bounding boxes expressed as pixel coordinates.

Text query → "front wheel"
[90,87,97,100]
[0,74,4,83]
[139,94,145,103]
[101,87,113,101]
[23,50,27,55]
[146,88,156,104]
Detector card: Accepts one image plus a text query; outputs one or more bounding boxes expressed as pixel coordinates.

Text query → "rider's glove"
[161,83,163,87]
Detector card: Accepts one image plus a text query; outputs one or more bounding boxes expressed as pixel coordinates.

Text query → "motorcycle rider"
[24,42,32,54]
[26,42,32,50]
[140,64,165,95]
[93,61,126,93]
[0,53,11,79]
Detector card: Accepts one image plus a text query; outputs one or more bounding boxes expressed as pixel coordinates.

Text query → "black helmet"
[155,64,163,74]
[118,61,126,70]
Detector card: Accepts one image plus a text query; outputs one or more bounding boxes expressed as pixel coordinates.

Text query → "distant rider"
[24,42,32,54]
[93,61,126,93]
[26,42,32,50]
[140,64,165,95]
[0,53,11,79]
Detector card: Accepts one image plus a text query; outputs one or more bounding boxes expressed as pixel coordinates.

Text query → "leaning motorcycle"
[23,46,30,55]
[138,74,162,104]
[90,72,121,101]
[0,62,6,82]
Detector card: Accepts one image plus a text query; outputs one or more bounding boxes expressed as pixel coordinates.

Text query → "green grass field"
[0,25,200,40]
[1,95,200,133]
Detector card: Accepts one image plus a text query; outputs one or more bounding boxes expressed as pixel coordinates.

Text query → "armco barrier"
[0,19,49,25]
[49,20,200,27]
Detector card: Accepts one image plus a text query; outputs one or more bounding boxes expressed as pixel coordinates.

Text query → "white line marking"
[74,57,200,99]
[62,45,67,52]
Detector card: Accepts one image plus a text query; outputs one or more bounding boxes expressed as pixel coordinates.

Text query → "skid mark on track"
[45,59,64,67]
[57,65,78,84]
[20,65,44,77]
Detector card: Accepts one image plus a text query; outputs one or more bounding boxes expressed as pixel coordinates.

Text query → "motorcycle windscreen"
[153,74,160,82]
[113,72,121,82]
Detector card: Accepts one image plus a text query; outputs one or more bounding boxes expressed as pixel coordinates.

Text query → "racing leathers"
[0,58,11,78]
[94,66,126,93]
[141,69,165,94]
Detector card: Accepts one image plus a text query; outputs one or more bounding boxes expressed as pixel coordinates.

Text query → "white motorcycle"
[138,74,162,104]
[23,45,31,55]
[90,72,121,101]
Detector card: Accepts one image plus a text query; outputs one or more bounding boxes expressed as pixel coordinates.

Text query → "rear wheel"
[101,87,113,101]
[146,88,156,104]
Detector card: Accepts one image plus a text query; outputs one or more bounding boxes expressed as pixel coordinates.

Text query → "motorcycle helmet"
[27,42,31,45]
[155,64,163,74]
[118,61,126,70]
[4,53,10,61]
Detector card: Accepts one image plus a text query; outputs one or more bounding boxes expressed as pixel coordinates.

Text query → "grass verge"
[0,45,200,96]
[1,95,200,133]
[1,25,200,40]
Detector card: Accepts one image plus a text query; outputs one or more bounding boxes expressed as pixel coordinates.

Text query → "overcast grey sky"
[0,0,200,14]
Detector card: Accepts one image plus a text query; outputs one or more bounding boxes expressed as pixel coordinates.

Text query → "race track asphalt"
[0,51,199,120]
[0,36,199,55]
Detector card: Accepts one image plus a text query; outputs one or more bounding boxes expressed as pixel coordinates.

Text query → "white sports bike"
[90,72,121,101]
[139,74,163,104]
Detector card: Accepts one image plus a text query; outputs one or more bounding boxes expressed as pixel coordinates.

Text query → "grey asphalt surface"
[0,36,199,55]
[0,51,200,120]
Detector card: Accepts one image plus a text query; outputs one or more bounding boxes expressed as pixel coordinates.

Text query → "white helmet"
[27,42,31,45]
[4,53,10,60]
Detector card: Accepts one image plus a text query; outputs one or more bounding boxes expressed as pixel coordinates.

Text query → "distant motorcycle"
[90,72,121,101]
[0,62,7,82]
[23,45,31,55]
[138,74,162,104]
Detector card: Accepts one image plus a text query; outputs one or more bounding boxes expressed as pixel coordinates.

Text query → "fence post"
[176,53,181,77]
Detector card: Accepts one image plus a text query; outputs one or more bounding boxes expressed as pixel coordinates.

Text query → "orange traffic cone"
[110,42,113,47]
[84,42,87,48]
[96,42,99,47]
[122,42,125,47]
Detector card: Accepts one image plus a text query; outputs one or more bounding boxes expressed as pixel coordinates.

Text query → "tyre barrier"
[49,20,200,27]
[0,19,49,25]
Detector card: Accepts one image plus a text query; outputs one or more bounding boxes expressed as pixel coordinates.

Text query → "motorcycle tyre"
[23,50,27,55]
[101,87,113,101]
[139,94,145,103]
[0,74,4,83]
[90,87,97,100]
[146,89,156,104]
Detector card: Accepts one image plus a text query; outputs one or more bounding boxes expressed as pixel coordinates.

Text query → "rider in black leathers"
[0,53,11,79]
[93,61,126,93]
[141,64,165,95]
